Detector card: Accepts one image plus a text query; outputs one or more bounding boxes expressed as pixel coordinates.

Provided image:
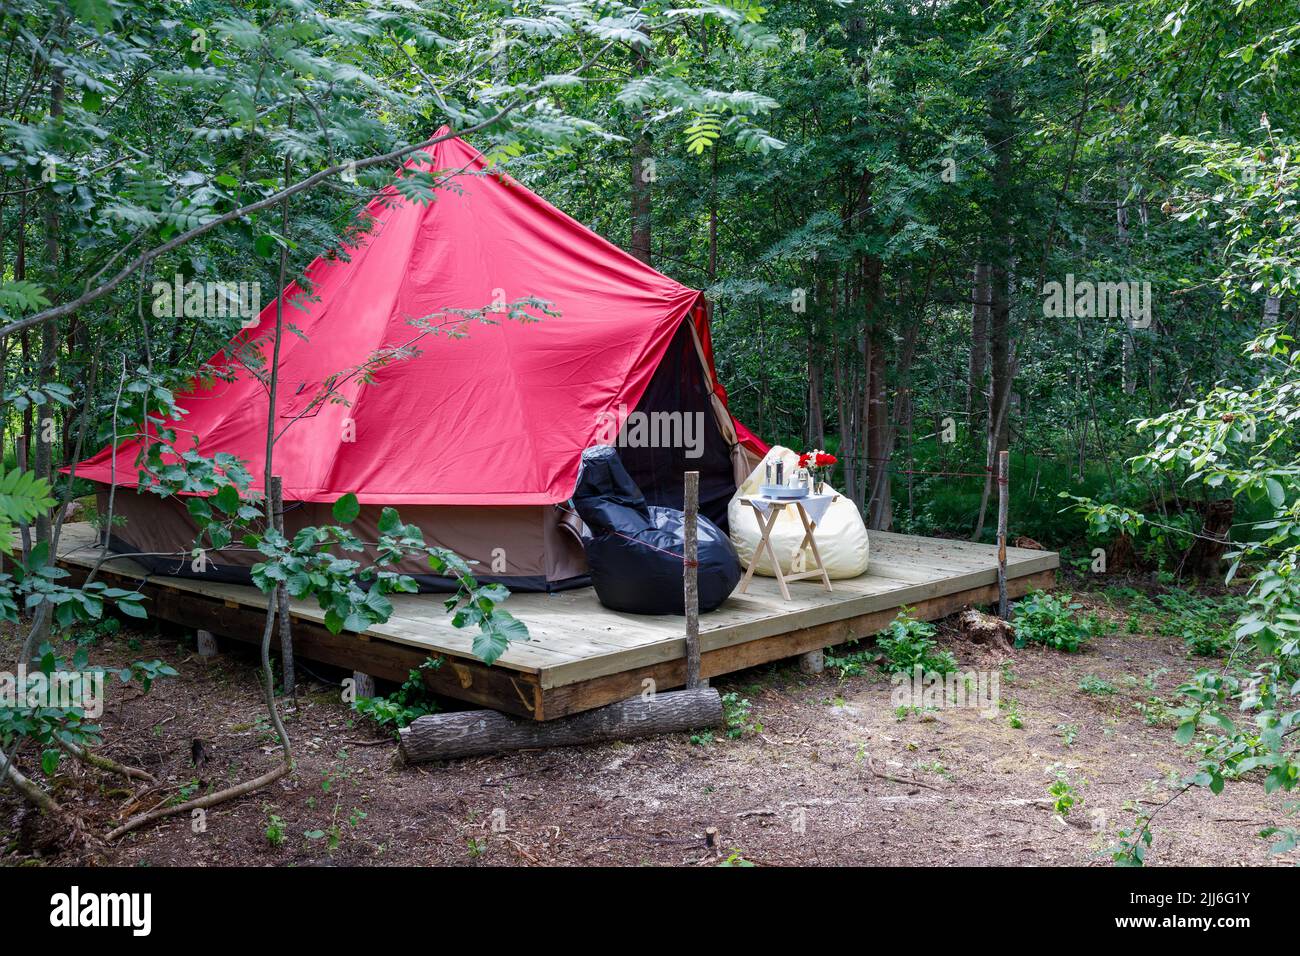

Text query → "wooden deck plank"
[52,522,1059,720]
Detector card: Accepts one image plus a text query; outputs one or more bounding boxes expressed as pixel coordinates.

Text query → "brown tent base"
[99,487,589,593]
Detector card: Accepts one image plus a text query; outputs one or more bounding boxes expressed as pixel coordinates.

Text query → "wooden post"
[683,471,701,689]
[196,629,218,658]
[352,671,376,700]
[996,449,1009,619]
[270,475,295,699]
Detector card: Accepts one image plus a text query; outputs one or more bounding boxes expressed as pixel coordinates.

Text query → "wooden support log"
[398,688,723,763]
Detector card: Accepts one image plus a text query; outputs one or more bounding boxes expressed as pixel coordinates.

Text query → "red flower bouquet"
[798,451,838,469]
[797,450,838,493]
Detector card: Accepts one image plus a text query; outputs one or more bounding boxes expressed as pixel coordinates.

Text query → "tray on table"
[758,484,810,499]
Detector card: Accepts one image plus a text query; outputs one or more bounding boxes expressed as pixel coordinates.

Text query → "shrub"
[876,609,957,676]
[1078,674,1117,696]
[1012,591,1103,652]
[1152,589,1246,658]
[353,659,441,730]
[721,692,760,739]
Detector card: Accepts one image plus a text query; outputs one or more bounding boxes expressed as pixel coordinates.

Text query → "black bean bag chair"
[573,445,741,615]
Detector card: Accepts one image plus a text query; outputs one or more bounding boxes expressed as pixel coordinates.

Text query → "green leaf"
[117,598,149,619]
[470,610,529,665]
[1264,477,1285,508]
[332,493,360,524]
[214,484,241,515]
[377,507,403,535]
[41,748,62,777]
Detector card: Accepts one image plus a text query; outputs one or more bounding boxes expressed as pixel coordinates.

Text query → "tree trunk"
[398,689,724,763]
[968,262,990,423]
[866,318,891,529]
[629,45,652,265]
[973,86,1016,541]
[807,293,825,450]
[1185,499,1234,578]
[1117,170,1135,395]
[1263,295,1281,325]
[35,67,65,553]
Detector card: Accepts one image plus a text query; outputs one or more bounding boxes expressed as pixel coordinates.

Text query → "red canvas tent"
[77,130,764,591]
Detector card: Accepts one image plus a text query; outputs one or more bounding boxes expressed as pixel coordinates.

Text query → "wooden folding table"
[737,494,835,601]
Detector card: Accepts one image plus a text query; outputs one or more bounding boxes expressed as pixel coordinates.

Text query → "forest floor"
[1,578,1295,867]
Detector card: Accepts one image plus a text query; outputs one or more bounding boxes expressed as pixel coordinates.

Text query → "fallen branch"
[106,595,293,841]
[0,753,62,816]
[105,763,289,841]
[867,756,943,792]
[57,738,156,784]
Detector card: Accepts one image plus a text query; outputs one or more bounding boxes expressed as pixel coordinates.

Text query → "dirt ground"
[2,582,1294,867]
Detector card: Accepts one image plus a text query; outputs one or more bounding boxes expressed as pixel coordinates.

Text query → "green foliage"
[265,813,287,847]
[1078,674,1117,696]
[0,538,148,627]
[717,849,756,867]
[1087,327,1300,861]
[0,639,176,773]
[1047,765,1084,817]
[1111,814,1154,867]
[874,609,957,676]
[354,660,442,730]
[720,691,760,739]
[823,641,876,679]
[692,692,760,745]
[246,498,527,665]
[0,468,57,555]
[1002,698,1024,730]
[1149,589,1247,658]
[1012,591,1104,653]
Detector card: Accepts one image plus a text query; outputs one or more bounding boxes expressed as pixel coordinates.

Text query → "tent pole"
[684,471,701,689]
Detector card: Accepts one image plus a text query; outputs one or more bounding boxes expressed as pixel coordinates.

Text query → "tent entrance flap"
[618,320,736,531]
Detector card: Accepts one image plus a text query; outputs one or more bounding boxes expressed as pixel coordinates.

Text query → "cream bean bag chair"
[728,446,870,578]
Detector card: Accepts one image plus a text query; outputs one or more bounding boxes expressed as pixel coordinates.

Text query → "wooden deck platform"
[54,523,1057,721]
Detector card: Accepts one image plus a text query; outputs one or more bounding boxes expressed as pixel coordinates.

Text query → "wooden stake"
[269,475,295,698]
[996,449,1009,619]
[684,470,701,689]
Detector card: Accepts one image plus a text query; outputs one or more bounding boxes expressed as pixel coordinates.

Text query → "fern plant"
[0,467,57,555]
